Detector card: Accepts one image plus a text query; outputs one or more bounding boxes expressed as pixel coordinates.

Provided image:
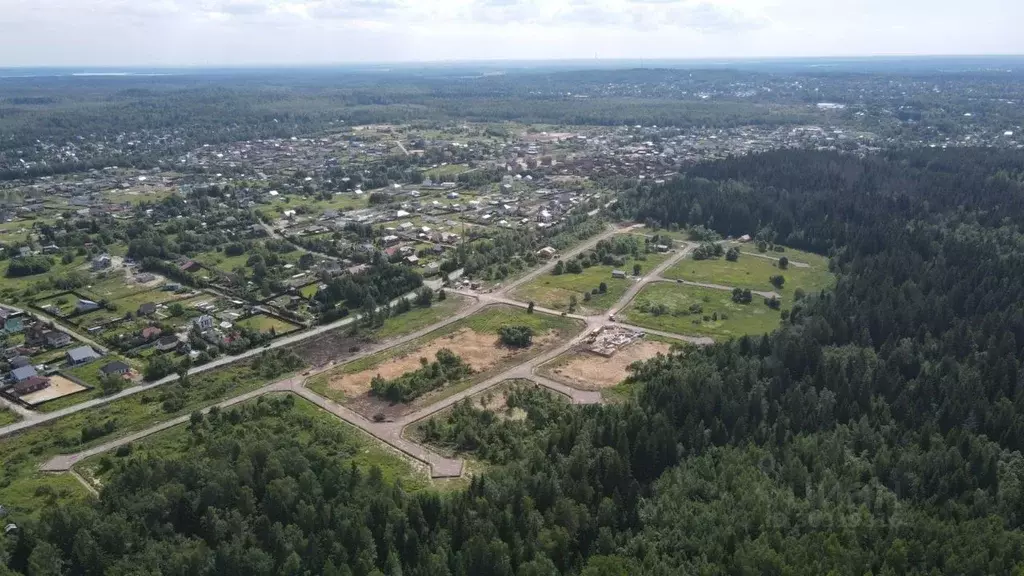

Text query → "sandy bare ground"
[328,328,554,397]
[547,340,672,390]
[21,376,88,406]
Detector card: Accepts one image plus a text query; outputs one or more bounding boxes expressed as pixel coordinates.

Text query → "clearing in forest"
[307,305,584,418]
[541,340,672,390]
[663,243,833,298]
[622,283,782,339]
[326,327,545,398]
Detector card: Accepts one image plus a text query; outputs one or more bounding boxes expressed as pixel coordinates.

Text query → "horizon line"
[2,53,1024,71]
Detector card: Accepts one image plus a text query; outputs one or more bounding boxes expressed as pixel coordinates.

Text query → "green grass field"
[299,283,320,299]
[623,283,783,340]
[77,394,427,492]
[63,353,136,387]
[0,355,305,520]
[308,305,584,404]
[0,408,21,426]
[510,251,671,314]
[372,294,468,340]
[664,245,834,298]
[237,314,301,335]
[1,254,90,292]
[80,274,157,302]
[423,164,469,179]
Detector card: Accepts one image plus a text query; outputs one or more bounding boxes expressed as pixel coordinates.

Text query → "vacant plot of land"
[0,408,20,426]
[664,245,833,298]
[510,251,671,314]
[329,327,539,398]
[20,375,88,406]
[541,340,672,390]
[81,274,159,302]
[372,295,468,340]
[623,283,782,339]
[424,163,470,179]
[237,314,300,335]
[309,306,583,417]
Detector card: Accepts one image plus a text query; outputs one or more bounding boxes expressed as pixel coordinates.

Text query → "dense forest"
[6,148,1024,574]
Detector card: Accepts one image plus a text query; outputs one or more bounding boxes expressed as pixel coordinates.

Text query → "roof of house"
[66,346,99,363]
[141,327,162,338]
[138,302,157,313]
[10,365,37,381]
[100,361,131,375]
[9,355,30,368]
[12,376,48,394]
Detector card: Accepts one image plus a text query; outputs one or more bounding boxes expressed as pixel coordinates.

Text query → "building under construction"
[584,325,645,357]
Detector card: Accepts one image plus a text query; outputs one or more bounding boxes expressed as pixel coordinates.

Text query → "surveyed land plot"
[510,251,672,314]
[664,244,833,298]
[623,283,783,339]
[307,306,584,420]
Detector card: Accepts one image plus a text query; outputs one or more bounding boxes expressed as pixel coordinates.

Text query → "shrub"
[499,325,534,348]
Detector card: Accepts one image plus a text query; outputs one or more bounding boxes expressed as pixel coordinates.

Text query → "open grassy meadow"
[664,244,834,298]
[622,283,782,339]
[0,408,21,426]
[371,294,469,340]
[510,251,672,314]
[237,314,301,335]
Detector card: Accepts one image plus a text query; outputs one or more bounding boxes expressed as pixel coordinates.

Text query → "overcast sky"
[1,0,1020,67]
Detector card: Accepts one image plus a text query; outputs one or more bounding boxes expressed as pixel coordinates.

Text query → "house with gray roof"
[66,346,100,366]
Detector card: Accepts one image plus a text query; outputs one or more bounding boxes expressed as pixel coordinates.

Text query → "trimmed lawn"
[664,244,834,298]
[0,354,308,520]
[77,394,427,491]
[237,314,300,335]
[622,283,782,340]
[510,251,671,314]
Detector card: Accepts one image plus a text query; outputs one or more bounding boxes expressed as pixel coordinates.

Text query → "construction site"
[584,325,646,357]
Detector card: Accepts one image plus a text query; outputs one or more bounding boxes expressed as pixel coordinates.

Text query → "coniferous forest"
[6,148,1024,574]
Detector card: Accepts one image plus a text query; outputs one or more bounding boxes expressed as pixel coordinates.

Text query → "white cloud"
[0,0,1020,66]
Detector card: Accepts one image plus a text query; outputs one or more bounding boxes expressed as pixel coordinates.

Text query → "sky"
[0,0,1020,67]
